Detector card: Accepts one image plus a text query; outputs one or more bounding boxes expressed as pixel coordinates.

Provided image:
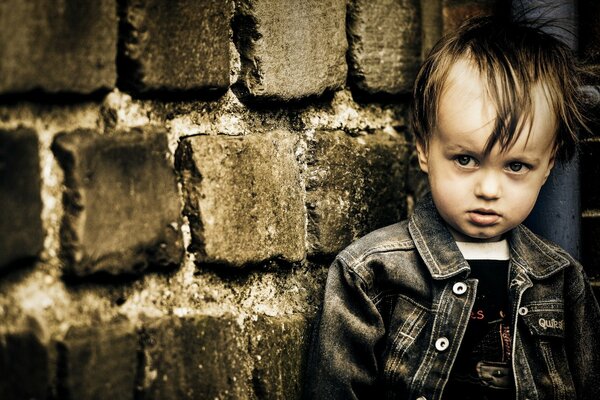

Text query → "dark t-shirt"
[443,259,516,400]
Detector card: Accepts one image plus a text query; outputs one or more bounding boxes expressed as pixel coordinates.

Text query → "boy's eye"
[455,155,476,167]
[507,162,528,173]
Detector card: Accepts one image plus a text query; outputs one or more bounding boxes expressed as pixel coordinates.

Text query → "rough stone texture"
[580,139,600,211]
[176,131,306,267]
[58,321,137,400]
[0,321,52,400]
[120,0,231,92]
[0,127,44,271]
[347,0,421,95]
[52,128,184,276]
[582,213,600,279]
[140,315,249,399]
[249,314,311,400]
[306,130,409,256]
[0,0,117,94]
[442,0,501,35]
[235,0,347,100]
[579,0,600,64]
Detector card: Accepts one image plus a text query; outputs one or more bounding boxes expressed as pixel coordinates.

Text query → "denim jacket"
[305,194,600,400]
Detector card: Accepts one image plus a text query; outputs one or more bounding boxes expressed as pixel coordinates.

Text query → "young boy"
[305,16,600,400]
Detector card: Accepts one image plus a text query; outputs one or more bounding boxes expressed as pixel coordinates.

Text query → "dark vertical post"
[512,0,581,259]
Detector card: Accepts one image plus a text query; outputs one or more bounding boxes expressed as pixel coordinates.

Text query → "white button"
[452,282,467,295]
[518,306,529,316]
[435,337,449,351]
[416,397,427,400]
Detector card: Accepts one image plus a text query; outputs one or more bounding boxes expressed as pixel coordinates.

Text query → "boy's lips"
[468,209,501,226]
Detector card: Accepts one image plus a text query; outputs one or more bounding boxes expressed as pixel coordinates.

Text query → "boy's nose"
[474,170,502,200]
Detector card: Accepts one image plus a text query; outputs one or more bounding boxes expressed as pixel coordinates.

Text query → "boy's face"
[416,59,556,242]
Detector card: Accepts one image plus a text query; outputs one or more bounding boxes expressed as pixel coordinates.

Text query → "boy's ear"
[415,140,429,173]
[542,155,555,184]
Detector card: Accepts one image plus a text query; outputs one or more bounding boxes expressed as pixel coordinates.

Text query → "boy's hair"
[411,15,588,162]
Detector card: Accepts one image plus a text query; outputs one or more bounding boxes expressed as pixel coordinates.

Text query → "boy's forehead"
[436,58,558,141]
[437,59,495,137]
[435,59,557,152]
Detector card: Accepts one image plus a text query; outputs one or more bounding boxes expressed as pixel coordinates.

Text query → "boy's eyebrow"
[445,141,544,164]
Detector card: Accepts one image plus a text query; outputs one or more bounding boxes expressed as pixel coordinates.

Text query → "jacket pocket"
[383,297,430,386]
[520,306,565,338]
[520,304,575,400]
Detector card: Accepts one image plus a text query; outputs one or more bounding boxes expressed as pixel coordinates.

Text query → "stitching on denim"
[410,220,441,274]
[540,341,567,400]
[410,283,452,397]
[433,280,475,398]
[385,306,420,381]
[389,310,429,385]
[516,334,540,400]
[396,293,433,313]
[520,228,569,278]
[349,239,416,266]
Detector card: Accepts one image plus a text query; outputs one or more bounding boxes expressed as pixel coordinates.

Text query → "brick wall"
[0,1,596,399]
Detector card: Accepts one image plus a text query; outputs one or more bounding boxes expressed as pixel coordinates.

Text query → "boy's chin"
[447,224,505,243]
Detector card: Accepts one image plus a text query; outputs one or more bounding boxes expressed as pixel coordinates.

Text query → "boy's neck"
[455,239,509,260]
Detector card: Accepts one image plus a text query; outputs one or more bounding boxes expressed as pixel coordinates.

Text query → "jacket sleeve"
[303,256,386,400]
[565,263,600,399]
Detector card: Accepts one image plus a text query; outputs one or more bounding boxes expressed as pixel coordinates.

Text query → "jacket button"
[452,282,467,295]
[416,397,427,400]
[435,337,449,351]
[518,306,529,316]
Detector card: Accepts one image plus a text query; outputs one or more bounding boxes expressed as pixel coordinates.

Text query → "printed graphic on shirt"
[444,259,516,400]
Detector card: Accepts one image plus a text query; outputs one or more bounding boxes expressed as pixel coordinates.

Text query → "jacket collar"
[408,193,570,280]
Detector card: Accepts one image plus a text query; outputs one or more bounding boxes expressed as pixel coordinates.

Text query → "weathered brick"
[347,0,421,95]
[0,127,44,271]
[140,315,250,399]
[306,130,409,256]
[582,213,600,279]
[442,0,502,35]
[0,321,52,400]
[52,128,183,276]
[248,314,311,400]
[176,131,306,267]
[58,321,137,400]
[0,0,117,94]
[580,139,600,211]
[120,0,231,92]
[235,0,347,100]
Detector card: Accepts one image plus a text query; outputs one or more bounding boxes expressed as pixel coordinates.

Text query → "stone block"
[580,139,600,211]
[248,314,311,400]
[140,315,250,399]
[347,0,421,95]
[120,0,231,92]
[58,321,137,400]
[235,0,347,101]
[0,127,44,271]
[0,327,51,400]
[52,128,183,276]
[582,213,600,280]
[306,130,409,256]
[442,0,501,35]
[0,0,117,94]
[176,131,306,267]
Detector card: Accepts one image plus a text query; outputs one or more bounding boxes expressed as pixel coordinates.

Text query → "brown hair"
[411,16,588,162]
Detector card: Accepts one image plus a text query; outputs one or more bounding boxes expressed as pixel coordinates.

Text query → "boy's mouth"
[468,209,501,226]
